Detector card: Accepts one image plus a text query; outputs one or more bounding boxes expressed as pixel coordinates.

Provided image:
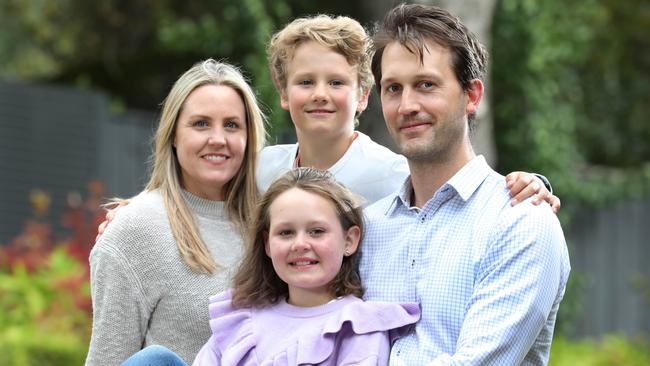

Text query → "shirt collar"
[384,155,491,215]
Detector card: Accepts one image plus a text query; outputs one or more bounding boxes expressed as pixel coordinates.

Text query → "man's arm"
[430,203,570,365]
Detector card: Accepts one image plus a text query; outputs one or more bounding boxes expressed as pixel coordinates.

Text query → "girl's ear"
[343,225,361,256]
[264,231,271,257]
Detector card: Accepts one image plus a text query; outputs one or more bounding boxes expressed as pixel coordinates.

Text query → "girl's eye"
[309,228,325,236]
[279,230,293,237]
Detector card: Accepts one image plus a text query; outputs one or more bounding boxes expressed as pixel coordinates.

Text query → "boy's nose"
[311,84,328,102]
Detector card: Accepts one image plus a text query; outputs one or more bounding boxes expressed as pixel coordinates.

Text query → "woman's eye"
[225,120,239,129]
[193,120,209,127]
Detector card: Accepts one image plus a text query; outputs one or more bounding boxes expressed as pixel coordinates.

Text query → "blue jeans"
[121,345,188,366]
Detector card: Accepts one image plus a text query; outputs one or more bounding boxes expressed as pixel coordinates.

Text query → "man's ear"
[343,225,361,256]
[465,79,484,116]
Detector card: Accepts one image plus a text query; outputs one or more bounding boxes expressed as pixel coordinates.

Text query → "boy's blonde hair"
[267,15,374,96]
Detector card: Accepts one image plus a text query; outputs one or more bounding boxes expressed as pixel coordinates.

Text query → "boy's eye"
[330,80,344,87]
[299,80,313,86]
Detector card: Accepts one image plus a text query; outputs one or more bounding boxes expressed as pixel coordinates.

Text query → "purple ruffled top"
[192,290,420,365]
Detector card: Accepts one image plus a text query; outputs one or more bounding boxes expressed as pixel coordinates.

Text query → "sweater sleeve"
[85,238,153,365]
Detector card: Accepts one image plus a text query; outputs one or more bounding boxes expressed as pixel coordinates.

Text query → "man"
[359,4,570,365]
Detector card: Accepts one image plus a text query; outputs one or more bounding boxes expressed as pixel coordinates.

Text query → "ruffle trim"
[208,291,420,365]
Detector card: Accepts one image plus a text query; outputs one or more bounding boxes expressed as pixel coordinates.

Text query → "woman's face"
[174,84,247,200]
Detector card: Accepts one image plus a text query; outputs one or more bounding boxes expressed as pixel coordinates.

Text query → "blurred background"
[1,0,649,364]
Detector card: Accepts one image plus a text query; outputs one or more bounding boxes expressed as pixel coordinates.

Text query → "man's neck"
[296,130,355,171]
[408,142,475,208]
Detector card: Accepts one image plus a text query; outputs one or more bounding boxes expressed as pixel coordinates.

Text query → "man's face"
[379,40,471,163]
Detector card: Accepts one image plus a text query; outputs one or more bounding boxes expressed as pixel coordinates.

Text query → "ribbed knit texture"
[86,189,243,366]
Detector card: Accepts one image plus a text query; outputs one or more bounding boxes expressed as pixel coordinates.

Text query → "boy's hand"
[505,172,561,213]
[95,199,131,242]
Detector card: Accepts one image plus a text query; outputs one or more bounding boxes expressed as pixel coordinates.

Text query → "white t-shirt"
[256,131,409,205]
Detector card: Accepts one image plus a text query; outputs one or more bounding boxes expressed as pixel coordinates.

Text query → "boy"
[257,15,558,206]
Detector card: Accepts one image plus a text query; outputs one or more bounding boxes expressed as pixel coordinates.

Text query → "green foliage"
[0,0,295,138]
[0,248,90,365]
[493,0,650,338]
[549,335,650,366]
[493,0,650,213]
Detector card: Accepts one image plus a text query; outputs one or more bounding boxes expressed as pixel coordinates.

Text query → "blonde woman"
[85,59,265,365]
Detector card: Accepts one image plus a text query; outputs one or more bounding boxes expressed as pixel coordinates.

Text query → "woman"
[85,59,266,365]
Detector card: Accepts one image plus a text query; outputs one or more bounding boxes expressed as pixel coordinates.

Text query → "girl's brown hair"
[232,167,364,307]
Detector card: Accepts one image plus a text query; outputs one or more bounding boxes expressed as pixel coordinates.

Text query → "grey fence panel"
[568,197,650,338]
[0,82,153,244]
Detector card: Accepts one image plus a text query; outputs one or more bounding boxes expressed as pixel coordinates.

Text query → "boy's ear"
[465,79,484,116]
[264,231,272,257]
[280,89,290,111]
[343,225,361,256]
[356,89,370,113]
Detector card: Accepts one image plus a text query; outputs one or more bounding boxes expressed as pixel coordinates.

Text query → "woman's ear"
[343,225,361,256]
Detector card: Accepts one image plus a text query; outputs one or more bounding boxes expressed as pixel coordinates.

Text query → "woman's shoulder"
[92,190,172,256]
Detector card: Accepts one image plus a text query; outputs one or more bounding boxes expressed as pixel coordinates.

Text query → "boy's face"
[280,41,369,141]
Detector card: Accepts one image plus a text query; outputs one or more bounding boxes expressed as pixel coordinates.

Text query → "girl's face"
[174,84,247,200]
[265,188,360,307]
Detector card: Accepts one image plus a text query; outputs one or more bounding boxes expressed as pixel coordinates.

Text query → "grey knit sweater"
[85,190,243,365]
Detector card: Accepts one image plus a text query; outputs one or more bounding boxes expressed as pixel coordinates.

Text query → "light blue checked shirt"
[360,156,570,365]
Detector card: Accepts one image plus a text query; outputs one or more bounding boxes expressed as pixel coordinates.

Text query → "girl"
[123,167,420,366]
[86,59,266,365]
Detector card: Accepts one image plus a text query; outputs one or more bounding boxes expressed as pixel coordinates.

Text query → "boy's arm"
[428,203,570,365]
[506,171,561,213]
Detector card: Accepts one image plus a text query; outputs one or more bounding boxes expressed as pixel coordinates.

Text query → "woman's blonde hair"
[232,168,364,307]
[146,59,266,273]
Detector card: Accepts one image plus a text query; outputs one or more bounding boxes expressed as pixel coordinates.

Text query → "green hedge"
[550,335,650,366]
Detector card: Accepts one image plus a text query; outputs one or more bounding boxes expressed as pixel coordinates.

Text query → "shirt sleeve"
[430,203,569,365]
[85,239,152,366]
